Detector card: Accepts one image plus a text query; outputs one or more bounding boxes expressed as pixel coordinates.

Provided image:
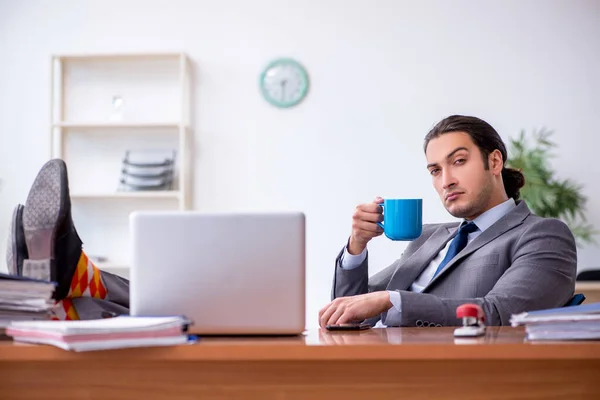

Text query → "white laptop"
[129,211,306,335]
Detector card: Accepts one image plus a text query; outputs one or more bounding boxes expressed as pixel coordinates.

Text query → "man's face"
[425,132,495,220]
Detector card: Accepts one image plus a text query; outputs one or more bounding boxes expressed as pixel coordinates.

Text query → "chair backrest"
[576,270,600,281]
[564,293,586,307]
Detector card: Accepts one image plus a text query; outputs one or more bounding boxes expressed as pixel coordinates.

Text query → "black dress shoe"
[22,159,83,300]
[6,204,27,275]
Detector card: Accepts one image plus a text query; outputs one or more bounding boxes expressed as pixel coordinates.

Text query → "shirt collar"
[465,198,516,233]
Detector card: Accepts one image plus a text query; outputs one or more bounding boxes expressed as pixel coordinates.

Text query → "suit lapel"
[421,200,531,291]
[386,224,458,291]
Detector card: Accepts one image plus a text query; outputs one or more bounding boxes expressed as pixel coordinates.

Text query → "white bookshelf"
[54,122,182,129]
[50,53,192,278]
[95,262,131,280]
[70,191,182,200]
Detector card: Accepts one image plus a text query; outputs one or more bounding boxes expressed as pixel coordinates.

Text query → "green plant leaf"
[506,128,598,247]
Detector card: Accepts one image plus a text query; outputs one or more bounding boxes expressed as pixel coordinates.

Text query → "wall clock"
[259,58,309,108]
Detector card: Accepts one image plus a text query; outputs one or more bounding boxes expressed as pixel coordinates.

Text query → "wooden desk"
[1,327,600,399]
[576,281,600,304]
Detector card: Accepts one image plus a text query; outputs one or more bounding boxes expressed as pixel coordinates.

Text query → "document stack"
[0,273,56,329]
[5,315,193,351]
[510,302,600,341]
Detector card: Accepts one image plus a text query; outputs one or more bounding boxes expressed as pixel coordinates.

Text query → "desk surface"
[2,326,600,361]
[3,327,600,399]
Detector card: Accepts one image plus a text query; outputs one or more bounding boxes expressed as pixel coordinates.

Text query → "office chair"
[576,270,600,281]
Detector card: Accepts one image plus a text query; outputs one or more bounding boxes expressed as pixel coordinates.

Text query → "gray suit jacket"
[332,200,577,327]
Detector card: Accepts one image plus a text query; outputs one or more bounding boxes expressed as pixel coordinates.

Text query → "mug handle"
[376,203,384,229]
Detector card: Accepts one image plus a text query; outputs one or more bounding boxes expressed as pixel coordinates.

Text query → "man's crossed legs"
[6,159,130,320]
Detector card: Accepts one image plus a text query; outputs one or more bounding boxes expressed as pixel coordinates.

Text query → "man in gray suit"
[319,115,577,328]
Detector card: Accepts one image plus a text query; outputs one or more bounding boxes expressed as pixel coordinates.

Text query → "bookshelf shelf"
[71,191,181,200]
[50,53,192,278]
[54,122,183,130]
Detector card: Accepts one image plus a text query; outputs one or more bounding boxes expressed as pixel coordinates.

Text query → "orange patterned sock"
[52,299,80,320]
[51,251,108,320]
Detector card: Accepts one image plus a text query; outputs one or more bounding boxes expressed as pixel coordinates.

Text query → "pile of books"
[510,302,600,341]
[0,273,56,329]
[5,315,193,351]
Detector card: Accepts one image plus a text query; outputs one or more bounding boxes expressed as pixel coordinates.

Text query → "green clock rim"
[259,58,309,108]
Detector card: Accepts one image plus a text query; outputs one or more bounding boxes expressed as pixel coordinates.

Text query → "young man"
[320,115,577,328]
[6,159,129,320]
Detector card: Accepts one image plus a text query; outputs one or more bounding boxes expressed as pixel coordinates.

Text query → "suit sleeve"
[331,227,436,301]
[384,218,577,327]
[331,239,406,300]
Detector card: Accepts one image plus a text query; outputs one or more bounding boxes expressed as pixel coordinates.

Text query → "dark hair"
[423,115,525,200]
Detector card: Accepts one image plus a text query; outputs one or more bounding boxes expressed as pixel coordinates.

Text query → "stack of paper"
[0,272,56,328]
[510,302,600,341]
[5,315,193,351]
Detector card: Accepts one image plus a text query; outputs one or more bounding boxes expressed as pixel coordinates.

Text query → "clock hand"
[280,79,287,101]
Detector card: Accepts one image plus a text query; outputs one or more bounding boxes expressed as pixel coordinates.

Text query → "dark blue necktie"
[431,222,478,279]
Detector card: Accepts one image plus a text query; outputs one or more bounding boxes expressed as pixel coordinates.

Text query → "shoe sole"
[6,204,24,275]
[22,160,68,282]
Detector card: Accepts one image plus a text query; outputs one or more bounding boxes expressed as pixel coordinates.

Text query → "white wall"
[1,0,599,329]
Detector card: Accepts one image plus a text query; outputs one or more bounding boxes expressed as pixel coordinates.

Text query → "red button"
[456,304,485,320]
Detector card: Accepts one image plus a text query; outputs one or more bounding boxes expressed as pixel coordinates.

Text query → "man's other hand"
[318,292,392,328]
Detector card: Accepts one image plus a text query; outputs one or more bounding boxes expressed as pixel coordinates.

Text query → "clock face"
[259,58,309,108]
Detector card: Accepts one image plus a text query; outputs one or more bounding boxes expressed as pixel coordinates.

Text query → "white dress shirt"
[340,198,516,326]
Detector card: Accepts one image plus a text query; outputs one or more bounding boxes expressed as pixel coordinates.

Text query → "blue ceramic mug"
[376,199,423,241]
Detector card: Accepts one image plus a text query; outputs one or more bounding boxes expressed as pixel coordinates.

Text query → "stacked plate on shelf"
[119,150,177,192]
